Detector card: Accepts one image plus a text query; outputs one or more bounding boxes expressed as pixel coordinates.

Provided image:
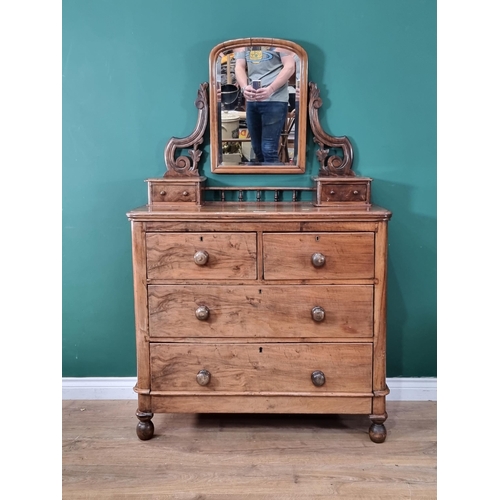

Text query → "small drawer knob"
[353,190,359,195]
[311,306,325,322]
[195,305,210,321]
[193,250,209,266]
[311,370,326,387]
[311,252,326,268]
[159,190,166,196]
[182,191,189,196]
[196,369,211,386]
[329,190,335,195]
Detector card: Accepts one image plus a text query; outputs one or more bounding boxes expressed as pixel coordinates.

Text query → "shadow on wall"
[372,179,437,377]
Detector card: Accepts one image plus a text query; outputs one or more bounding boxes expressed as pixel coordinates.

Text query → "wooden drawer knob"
[311,252,326,268]
[194,306,210,321]
[193,250,209,266]
[159,190,166,196]
[311,370,326,387]
[195,305,210,321]
[196,369,211,386]
[311,306,325,322]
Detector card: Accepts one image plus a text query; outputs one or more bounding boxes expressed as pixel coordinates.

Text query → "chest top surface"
[127,202,392,222]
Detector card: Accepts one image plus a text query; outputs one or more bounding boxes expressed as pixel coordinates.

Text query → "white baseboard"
[385,377,436,401]
[62,377,138,400]
[62,377,436,401]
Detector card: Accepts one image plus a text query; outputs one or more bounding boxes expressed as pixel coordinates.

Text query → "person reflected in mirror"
[235,46,296,164]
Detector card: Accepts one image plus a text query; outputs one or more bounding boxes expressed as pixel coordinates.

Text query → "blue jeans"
[246,101,288,163]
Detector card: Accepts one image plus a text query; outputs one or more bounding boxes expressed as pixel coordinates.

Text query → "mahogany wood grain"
[312,177,372,208]
[144,221,380,232]
[151,395,373,414]
[373,221,389,416]
[127,202,392,221]
[147,177,206,206]
[127,201,392,442]
[148,285,373,338]
[130,222,150,395]
[150,342,372,393]
[263,232,374,280]
[150,183,196,203]
[146,232,257,280]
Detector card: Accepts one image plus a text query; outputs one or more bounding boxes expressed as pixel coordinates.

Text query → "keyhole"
[316,236,320,241]
[200,236,203,241]
[259,347,263,353]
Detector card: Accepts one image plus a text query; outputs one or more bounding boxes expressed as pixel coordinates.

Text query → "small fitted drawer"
[146,232,257,280]
[148,284,373,338]
[147,177,205,206]
[150,183,196,203]
[313,176,371,207]
[320,183,368,203]
[263,232,374,280]
[150,343,373,393]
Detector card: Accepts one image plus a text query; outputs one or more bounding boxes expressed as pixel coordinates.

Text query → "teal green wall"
[63,0,436,377]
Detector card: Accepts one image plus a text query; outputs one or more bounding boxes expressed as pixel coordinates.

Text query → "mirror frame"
[209,38,308,174]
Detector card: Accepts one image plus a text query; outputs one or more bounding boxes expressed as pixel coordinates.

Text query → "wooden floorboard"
[62,400,436,499]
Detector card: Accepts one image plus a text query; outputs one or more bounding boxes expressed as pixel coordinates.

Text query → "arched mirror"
[209,38,308,174]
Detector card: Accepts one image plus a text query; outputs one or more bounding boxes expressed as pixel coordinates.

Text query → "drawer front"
[150,183,196,203]
[146,233,257,280]
[148,285,373,338]
[150,343,373,393]
[263,232,374,280]
[320,182,368,203]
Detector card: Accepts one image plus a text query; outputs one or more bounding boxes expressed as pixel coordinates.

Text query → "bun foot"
[369,422,387,443]
[369,412,388,443]
[136,410,154,440]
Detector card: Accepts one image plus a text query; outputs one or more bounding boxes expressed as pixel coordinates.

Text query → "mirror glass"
[209,38,308,174]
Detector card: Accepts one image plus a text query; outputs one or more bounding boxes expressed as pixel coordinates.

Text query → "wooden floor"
[62,400,436,499]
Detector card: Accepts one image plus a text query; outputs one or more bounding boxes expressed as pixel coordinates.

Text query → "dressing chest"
[127,38,391,443]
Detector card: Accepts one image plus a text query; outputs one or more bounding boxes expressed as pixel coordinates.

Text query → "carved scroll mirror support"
[307,82,370,208]
[163,82,208,177]
[308,82,353,177]
[155,83,208,205]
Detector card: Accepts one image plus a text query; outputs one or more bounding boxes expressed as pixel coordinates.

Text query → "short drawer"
[150,183,197,203]
[148,284,373,338]
[263,232,374,280]
[150,343,373,393]
[147,178,205,206]
[146,232,257,280]
[320,182,368,203]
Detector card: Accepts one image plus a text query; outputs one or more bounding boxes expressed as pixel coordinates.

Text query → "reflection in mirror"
[210,38,307,174]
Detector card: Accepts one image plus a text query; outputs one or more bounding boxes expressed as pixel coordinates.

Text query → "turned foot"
[369,412,387,443]
[136,410,154,440]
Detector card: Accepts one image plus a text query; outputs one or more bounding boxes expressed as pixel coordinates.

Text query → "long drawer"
[148,285,373,338]
[150,343,373,393]
[146,232,257,280]
[263,232,374,280]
